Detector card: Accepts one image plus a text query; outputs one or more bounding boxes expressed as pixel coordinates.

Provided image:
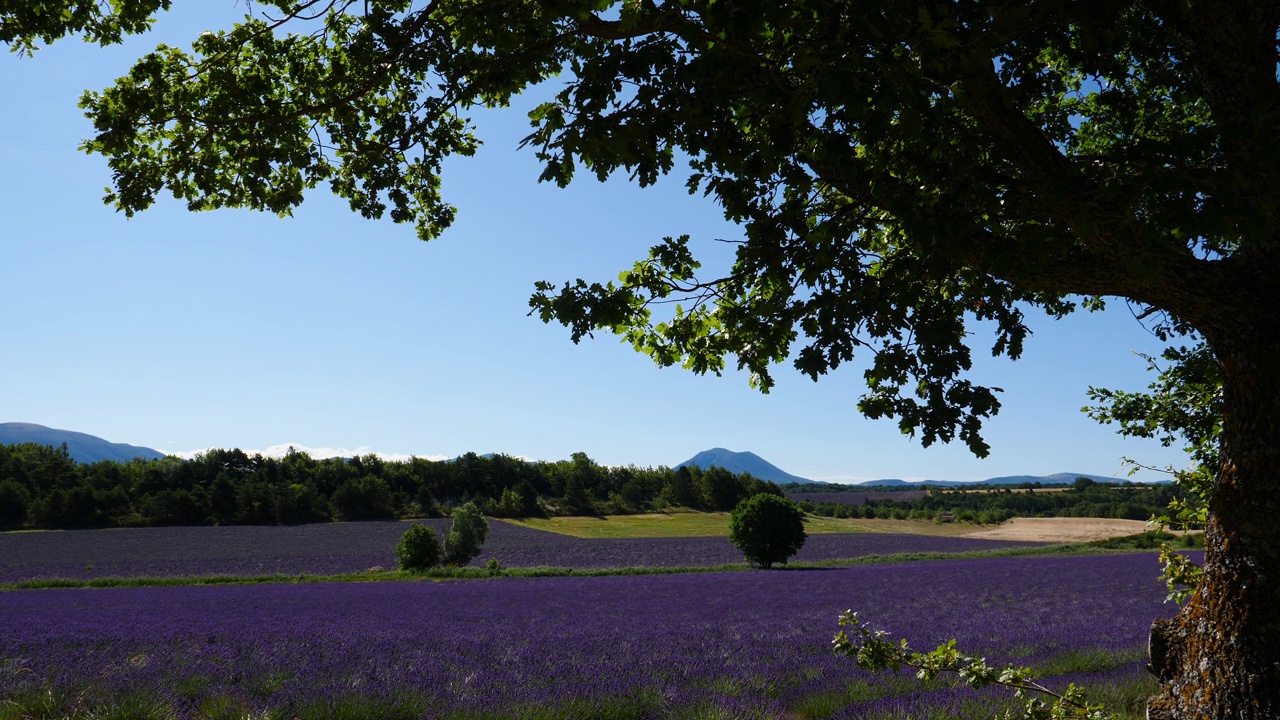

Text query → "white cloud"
[170,444,449,463]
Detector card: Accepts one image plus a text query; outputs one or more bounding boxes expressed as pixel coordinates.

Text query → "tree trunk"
[1147,323,1280,719]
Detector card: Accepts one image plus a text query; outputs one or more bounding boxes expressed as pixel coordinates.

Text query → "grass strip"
[0,534,1173,591]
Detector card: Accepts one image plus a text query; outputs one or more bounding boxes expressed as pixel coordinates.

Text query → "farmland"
[0,515,1187,719]
[504,512,985,538]
[0,519,1043,584]
[784,491,929,505]
[0,552,1175,719]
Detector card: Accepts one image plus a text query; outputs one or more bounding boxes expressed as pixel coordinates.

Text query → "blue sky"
[0,5,1190,482]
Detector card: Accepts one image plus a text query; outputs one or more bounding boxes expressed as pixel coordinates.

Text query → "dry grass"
[962,517,1152,543]
[502,512,732,538]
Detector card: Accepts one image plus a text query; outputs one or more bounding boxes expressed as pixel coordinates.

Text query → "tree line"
[0,442,781,530]
[785,478,1190,526]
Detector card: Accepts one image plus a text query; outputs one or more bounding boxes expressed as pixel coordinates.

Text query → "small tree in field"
[396,524,442,572]
[443,502,490,567]
[729,494,806,568]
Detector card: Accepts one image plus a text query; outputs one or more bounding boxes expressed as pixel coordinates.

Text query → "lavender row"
[786,491,928,505]
[0,553,1173,718]
[0,520,1041,582]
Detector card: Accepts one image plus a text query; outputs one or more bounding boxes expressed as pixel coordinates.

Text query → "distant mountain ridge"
[0,426,1139,486]
[854,471,1127,487]
[675,447,1137,486]
[0,423,166,464]
[676,448,815,484]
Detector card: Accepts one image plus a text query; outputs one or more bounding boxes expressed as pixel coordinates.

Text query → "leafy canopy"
[728,493,806,568]
[396,523,443,571]
[1086,339,1218,604]
[443,501,489,566]
[1,1,172,55]
[3,2,1270,458]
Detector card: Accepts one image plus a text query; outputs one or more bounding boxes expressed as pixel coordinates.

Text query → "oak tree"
[6,2,1279,717]
[728,493,806,568]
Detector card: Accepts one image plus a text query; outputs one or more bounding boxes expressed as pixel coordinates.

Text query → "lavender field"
[0,521,1040,582]
[785,491,929,505]
[0,553,1173,719]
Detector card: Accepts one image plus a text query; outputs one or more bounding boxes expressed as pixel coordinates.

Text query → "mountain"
[0,423,166,464]
[979,472,1124,486]
[674,448,1145,487]
[676,448,815,484]
[853,478,948,487]
[857,471,1132,487]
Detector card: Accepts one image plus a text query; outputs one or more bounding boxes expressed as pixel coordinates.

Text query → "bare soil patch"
[964,517,1150,543]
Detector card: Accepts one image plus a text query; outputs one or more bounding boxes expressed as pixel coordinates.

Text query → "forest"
[0,441,1186,532]
[0,442,780,530]
[784,479,1186,526]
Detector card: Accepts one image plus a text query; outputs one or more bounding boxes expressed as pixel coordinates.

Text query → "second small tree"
[443,501,490,567]
[729,494,807,568]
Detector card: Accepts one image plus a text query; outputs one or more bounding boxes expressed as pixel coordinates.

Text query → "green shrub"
[728,494,807,568]
[443,502,490,566]
[978,508,1015,525]
[396,525,442,571]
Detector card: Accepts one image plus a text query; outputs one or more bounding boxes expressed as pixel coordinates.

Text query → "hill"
[0,422,166,464]
[979,472,1125,486]
[675,448,815,484]
[855,472,1129,488]
[848,478,947,487]
[675,448,1137,488]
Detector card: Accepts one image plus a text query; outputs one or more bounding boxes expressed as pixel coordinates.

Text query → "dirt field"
[963,517,1151,543]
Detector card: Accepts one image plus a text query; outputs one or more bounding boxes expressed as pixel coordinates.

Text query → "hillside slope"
[0,422,165,464]
[676,448,814,484]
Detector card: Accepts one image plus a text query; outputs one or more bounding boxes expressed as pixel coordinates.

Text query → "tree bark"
[1148,313,1280,719]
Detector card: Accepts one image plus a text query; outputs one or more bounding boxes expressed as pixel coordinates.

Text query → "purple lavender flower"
[0,553,1177,718]
[0,521,1040,581]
